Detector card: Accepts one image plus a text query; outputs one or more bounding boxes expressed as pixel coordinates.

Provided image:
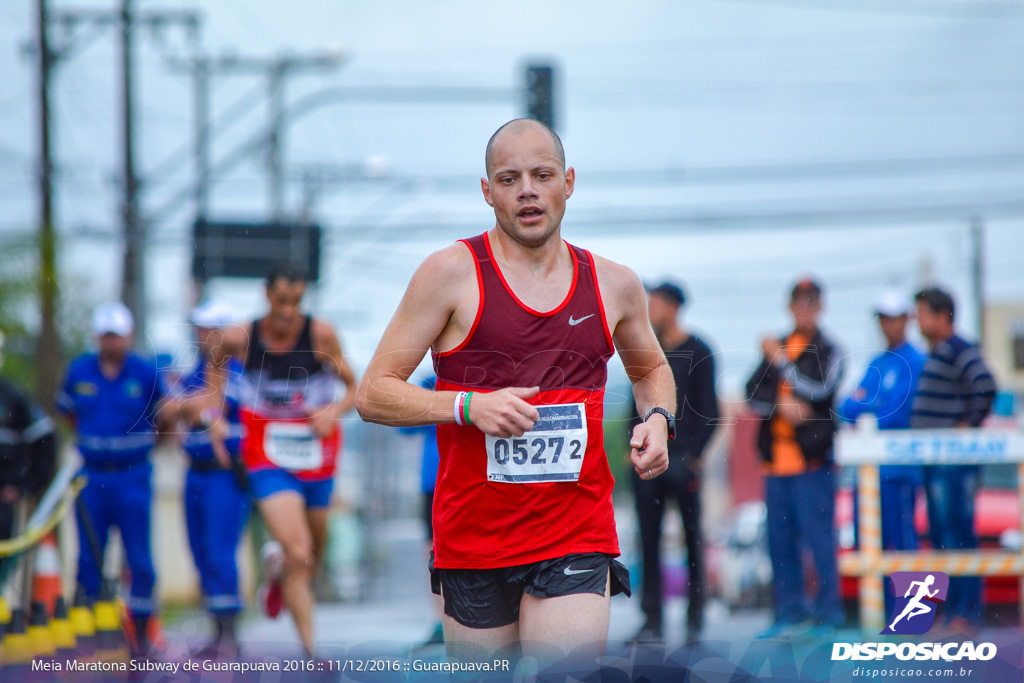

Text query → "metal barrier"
[835,426,1024,632]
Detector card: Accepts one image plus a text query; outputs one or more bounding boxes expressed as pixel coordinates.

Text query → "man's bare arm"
[312,320,358,416]
[217,324,250,365]
[357,245,475,426]
[356,243,540,436]
[596,258,676,477]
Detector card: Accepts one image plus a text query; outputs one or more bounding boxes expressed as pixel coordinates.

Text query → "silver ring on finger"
[647,469,653,479]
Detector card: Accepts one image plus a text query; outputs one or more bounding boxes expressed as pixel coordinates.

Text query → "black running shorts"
[429,552,631,629]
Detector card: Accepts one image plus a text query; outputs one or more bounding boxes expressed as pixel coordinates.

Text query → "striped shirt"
[910,334,996,429]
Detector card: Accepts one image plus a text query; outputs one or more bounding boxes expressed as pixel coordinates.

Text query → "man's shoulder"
[947,334,979,355]
[125,352,158,373]
[685,333,714,357]
[67,353,98,376]
[933,335,974,363]
[309,317,338,343]
[124,354,164,389]
[587,251,634,280]
[587,252,643,305]
[402,241,479,303]
[809,328,840,353]
[895,342,926,365]
[422,240,478,278]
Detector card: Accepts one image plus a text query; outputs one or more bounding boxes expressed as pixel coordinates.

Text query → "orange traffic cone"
[31,532,63,617]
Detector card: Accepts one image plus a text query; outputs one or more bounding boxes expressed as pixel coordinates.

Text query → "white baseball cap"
[92,302,134,337]
[189,300,235,329]
[873,289,913,318]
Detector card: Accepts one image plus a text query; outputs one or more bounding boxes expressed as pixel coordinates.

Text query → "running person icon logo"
[881,571,950,635]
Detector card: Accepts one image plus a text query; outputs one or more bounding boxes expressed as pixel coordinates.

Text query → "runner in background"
[56,302,173,655]
[172,300,248,657]
[222,262,357,658]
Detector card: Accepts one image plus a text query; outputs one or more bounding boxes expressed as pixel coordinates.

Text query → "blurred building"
[984,302,1024,396]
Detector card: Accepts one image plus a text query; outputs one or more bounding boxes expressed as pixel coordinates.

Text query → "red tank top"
[431,233,618,569]
[238,316,342,481]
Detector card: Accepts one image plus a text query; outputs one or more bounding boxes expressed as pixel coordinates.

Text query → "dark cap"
[791,277,823,301]
[648,281,686,307]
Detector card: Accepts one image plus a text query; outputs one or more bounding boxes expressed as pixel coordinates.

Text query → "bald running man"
[357,118,676,662]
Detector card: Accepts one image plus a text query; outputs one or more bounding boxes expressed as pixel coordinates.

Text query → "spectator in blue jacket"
[839,289,926,552]
[57,302,173,655]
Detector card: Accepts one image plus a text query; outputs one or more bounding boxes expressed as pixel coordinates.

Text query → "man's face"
[647,294,677,336]
[877,314,908,347]
[265,278,306,333]
[97,332,129,360]
[788,295,821,330]
[915,302,948,341]
[481,125,574,247]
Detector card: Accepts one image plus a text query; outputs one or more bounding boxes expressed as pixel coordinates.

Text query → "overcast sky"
[2,0,1024,395]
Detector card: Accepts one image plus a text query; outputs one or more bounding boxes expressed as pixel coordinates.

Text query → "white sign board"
[836,428,1024,466]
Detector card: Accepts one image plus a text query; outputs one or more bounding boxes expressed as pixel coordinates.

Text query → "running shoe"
[258,541,284,619]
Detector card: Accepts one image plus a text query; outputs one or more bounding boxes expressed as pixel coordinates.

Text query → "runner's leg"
[306,506,330,568]
[441,614,519,661]
[258,491,317,656]
[518,573,610,663]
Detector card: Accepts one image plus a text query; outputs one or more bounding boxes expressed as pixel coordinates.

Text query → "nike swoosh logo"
[568,314,595,326]
[563,566,594,576]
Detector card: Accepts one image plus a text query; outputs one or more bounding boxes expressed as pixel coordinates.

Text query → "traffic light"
[525,64,555,130]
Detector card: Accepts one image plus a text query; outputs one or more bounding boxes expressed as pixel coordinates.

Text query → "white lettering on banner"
[486,403,587,483]
[836,429,1024,466]
[884,436,1007,463]
[264,422,323,471]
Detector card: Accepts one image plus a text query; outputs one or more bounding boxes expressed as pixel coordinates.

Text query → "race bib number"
[486,403,588,483]
[264,423,324,471]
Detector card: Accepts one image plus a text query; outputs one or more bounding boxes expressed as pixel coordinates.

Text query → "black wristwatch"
[643,407,676,440]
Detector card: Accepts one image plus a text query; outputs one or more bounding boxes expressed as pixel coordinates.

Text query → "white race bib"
[264,423,324,471]
[486,403,588,483]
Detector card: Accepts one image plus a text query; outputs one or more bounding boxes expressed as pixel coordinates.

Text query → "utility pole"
[166,56,212,219]
[194,58,210,218]
[268,58,286,220]
[47,4,200,345]
[119,0,144,334]
[35,0,60,410]
[971,215,986,345]
[165,50,343,223]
